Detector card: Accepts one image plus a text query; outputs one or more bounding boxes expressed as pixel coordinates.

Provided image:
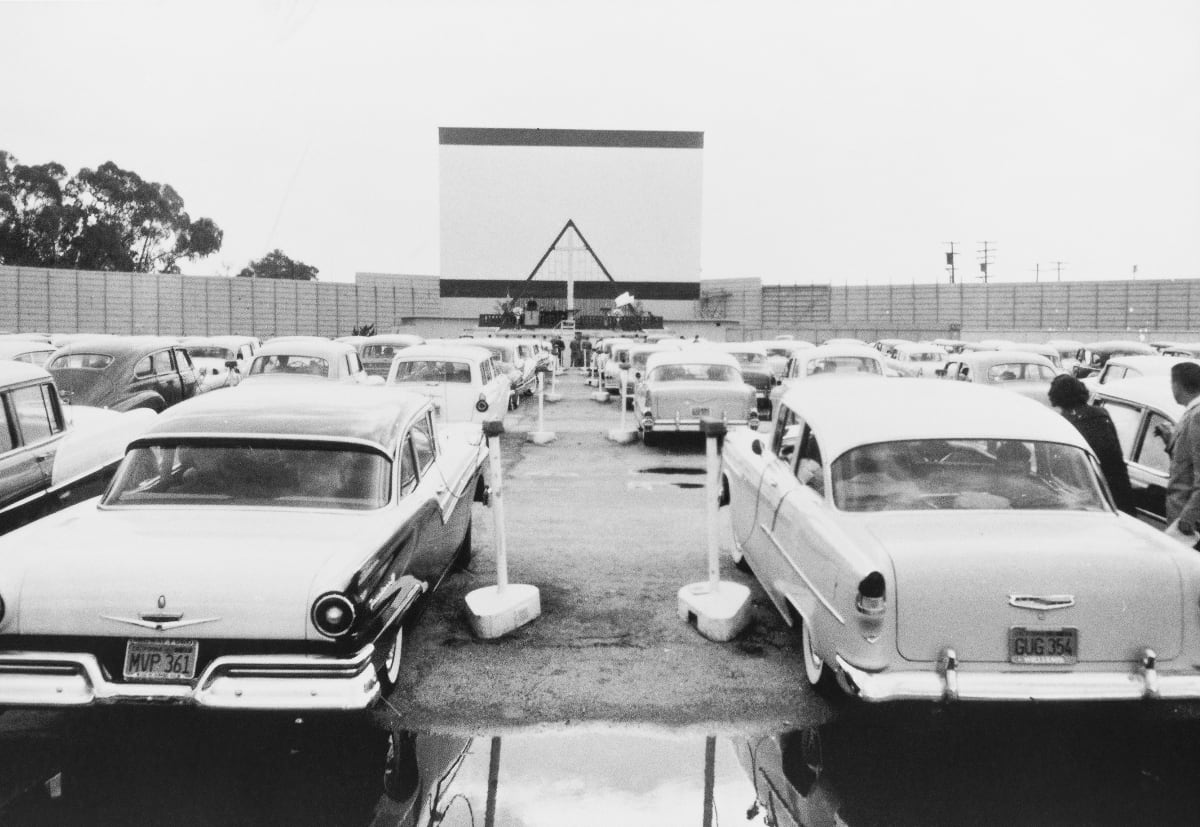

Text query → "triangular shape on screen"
[525,219,615,282]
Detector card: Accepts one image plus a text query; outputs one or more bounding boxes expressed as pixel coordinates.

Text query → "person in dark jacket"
[1047,374,1136,515]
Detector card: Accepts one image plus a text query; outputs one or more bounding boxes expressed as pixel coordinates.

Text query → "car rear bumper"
[643,417,756,432]
[835,649,1200,702]
[0,646,380,711]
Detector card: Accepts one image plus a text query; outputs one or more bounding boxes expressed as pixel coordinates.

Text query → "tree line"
[0,150,318,280]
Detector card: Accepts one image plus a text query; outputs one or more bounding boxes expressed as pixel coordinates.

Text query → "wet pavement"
[7,367,1200,823]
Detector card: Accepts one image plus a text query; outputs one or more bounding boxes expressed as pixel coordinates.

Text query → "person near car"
[569,334,582,368]
[551,335,565,369]
[581,335,594,371]
[1047,374,1136,515]
[1166,362,1200,537]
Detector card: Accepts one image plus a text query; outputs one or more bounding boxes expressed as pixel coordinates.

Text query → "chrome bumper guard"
[0,646,380,711]
[835,648,1200,702]
[648,417,751,432]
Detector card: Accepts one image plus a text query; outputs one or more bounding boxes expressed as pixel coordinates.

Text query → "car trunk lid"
[860,512,1184,663]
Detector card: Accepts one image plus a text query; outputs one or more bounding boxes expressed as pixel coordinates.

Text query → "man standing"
[1167,362,1200,537]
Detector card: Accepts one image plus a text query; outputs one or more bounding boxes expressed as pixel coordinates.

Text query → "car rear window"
[105,442,391,510]
[831,439,1108,513]
[648,364,741,383]
[805,357,881,376]
[49,353,113,370]
[249,355,329,376]
[390,360,473,383]
[186,346,236,360]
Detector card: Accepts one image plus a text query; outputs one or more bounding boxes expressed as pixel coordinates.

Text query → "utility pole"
[1032,263,1041,283]
[943,242,958,284]
[1052,260,1067,282]
[977,241,995,283]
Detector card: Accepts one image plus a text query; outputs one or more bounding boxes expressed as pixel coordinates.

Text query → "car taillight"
[748,410,760,430]
[856,572,886,616]
[311,592,356,638]
[0,593,5,625]
[475,394,489,413]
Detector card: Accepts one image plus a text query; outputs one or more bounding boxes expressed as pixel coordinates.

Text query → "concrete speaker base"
[677,581,752,642]
[465,584,542,639]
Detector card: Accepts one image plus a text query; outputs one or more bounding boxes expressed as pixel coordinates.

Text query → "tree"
[237,249,319,281]
[0,150,223,272]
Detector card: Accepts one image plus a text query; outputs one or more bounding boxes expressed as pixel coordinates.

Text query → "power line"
[977,241,995,283]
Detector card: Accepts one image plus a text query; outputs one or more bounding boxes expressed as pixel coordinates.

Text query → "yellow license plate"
[1009,627,1078,665]
[123,639,199,681]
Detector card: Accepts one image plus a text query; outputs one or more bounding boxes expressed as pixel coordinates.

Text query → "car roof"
[362,334,425,347]
[53,336,181,358]
[1090,376,1184,418]
[0,361,53,386]
[716,342,769,355]
[798,344,884,361]
[255,339,357,359]
[0,340,55,358]
[392,343,492,363]
[1081,340,1157,355]
[138,384,429,453]
[956,350,1057,368]
[1104,354,1199,373]
[645,349,740,369]
[779,378,1089,463]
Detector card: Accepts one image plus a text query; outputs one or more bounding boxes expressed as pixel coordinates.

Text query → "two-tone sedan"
[721,378,1200,702]
[0,383,488,710]
[635,350,758,447]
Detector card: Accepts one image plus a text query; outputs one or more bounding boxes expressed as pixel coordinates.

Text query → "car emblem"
[101,597,221,632]
[157,595,167,609]
[1008,594,1075,611]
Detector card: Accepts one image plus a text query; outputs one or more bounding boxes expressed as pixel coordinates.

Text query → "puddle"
[8,711,1200,825]
[673,482,704,489]
[638,467,705,475]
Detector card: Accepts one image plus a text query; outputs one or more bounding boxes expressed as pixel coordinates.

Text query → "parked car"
[47,336,200,412]
[602,341,637,396]
[634,350,758,446]
[0,383,488,710]
[710,343,773,417]
[1072,340,1157,378]
[243,339,377,385]
[386,344,510,424]
[1090,376,1183,529]
[767,344,887,415]
[882,342,947,378]
[721,378,1200,702]
[1046,339,1085,373]
[359,334,425,378]
[181,336,253,393]
[0,338,56,367]
[0,362,156,534]
[936,350,1061,405]
[1088,354,1199,388]
[459,338,536,404]
[1161,342,1200,359]
[756,340,813,380]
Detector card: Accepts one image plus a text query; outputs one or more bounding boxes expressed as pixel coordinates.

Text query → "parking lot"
[386,368,827,732]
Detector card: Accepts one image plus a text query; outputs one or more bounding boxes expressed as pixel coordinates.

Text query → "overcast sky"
[4,0,1198,285]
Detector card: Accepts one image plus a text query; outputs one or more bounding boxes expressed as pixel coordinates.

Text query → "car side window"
[1136,412,1172,475]
[175,349,194,371]
[410,414,437,476]
[134,356,153,378]
[1096,399,1142,459]
[399,437,418,495]
[151,350,173,375]
[796,427,825,495]
[11,385,57,444]
[772,406,801,459]
[0,398,15,453]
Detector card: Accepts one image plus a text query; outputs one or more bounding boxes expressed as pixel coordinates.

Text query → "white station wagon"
[386,344,510,424]
[721,378,1200,702]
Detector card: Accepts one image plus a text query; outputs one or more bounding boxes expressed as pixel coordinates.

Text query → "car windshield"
[902,351,944,362]
[765,347,793,358]
[804,357,881,376]
[729,352,767,366]
[361,344,406,360]
[985,363,1053,382]
[104,442,391,510]
[49,352,113,370]
[391,359,473,383]
[185,346,235,360]
[831,439,1108,512]
[648,363,740,382]
[249,355,329,376]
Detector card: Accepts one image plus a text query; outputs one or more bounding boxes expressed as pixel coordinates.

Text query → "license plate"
[691,407,710,416]
[1008,627,1078,665]
[123,639,199,682]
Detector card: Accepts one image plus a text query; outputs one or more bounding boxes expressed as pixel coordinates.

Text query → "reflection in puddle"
[5,708,1200,825]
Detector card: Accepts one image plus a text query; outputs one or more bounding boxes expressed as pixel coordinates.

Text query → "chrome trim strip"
[834,654,1200,702]
[761,525,846,625]
[1008,594,1076,611]
[128,433,391,458]
[100,615,221,631]
[0,647,379,710]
